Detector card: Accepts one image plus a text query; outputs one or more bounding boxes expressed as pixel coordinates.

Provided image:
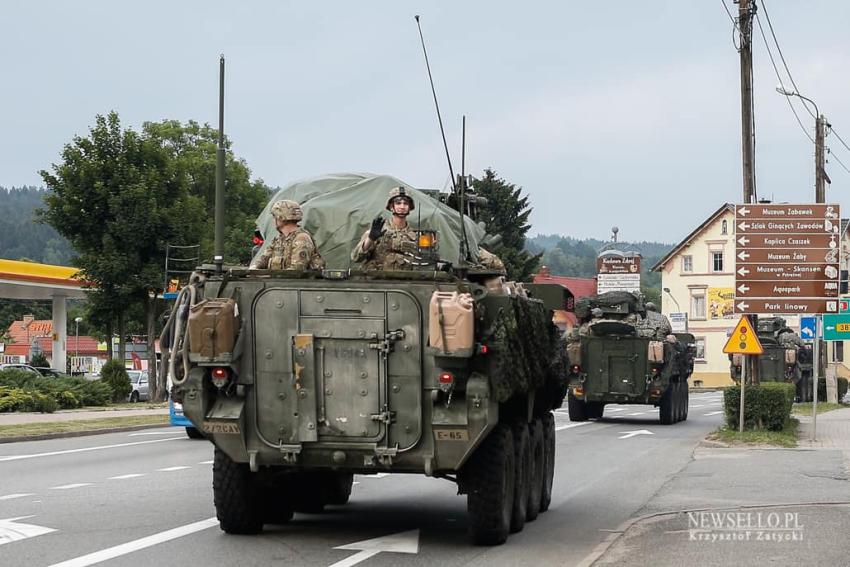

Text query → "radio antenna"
[415,15,456,192]
[458,115,469,265]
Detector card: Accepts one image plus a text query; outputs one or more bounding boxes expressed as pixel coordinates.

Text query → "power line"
[754,13,814,143]
[829,126,850,155]
[760,0,816,119]
[720,0,741,34]
[827,147,850,176]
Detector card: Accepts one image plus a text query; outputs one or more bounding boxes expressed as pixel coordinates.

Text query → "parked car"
[0,363,43,375]
[34,367,65,378]
[127,370,150,402]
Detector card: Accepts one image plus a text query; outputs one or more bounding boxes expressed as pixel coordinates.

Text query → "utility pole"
[815,115,826,203]
[737,0,759,386]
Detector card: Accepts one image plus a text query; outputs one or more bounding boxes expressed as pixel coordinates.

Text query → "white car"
[0,363,43,375]
[127,371,150,402]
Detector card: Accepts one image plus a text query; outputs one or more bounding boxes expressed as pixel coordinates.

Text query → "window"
[712,252,724,272]
[694,337,706,360]
[721,220,728,235]
[682,255,693,272]
[833,342,844,363]
[691,294,706,320]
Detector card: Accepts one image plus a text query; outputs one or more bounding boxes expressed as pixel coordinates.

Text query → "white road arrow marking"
[331,529,419,567]
[737,251,750,261]
[618,430,654,440]
[704,411,723,416]
[738,206,750,217]
[737,236,750,246]
[0,494,35,501]
[737,284,750,294]
[555,421,592,431]
[738,267,750,277]
[738,222,750,231]
[0,516,56,546]
[737,301,749,311]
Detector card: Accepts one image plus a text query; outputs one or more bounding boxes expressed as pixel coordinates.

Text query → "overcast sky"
[3,1,849,243]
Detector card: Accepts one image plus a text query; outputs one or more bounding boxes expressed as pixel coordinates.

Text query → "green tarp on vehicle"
[255,173,486,269]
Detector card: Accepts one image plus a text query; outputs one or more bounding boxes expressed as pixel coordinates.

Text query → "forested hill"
[525,234,674,295]
[0,187,75,265]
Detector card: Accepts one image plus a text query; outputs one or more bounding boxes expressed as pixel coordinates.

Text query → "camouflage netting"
[777,330,804,348]
[487,297,568,406]
[574,291,644,320]
[636,311,673,340]
[569,291,673,341]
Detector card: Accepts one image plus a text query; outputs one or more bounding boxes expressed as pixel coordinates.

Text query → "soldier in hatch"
[250,200,324,270]
[351,186,419,270]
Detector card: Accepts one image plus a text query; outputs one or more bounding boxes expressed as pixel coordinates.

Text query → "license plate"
[202,421,241,434]
[435,429,469,441]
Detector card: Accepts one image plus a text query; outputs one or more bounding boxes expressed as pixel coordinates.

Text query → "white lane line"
[704,411,723,416]
[50,484,92,490]
[556,422,592,431]
[127,431,175,437]
[0,437,184,463]
[157,466,191,472]
[626,412,646,416]
[108,474,145,480]
[46,517,218,567]
[689,405,706,409]
[197,460,213,465]
[0,493,35,501]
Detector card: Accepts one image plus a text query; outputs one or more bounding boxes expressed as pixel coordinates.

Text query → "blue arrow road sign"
[800,316,817,341]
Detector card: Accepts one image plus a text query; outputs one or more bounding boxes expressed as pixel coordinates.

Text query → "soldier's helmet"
[270,200,303,222]
[386,186,415,211]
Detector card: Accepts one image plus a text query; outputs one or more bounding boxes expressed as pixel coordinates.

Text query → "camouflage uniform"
[251,228,325,270]
[351,221,418,270]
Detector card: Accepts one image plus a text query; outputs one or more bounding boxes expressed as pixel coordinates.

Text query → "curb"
[0,422,174,444]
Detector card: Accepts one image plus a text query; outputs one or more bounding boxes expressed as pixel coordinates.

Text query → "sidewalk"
[590,407,850,566]
[0,407,168,426]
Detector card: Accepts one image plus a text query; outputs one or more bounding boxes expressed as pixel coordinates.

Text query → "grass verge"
[792,402,848,416]
[0,415,169,439]
[707,418,799,448]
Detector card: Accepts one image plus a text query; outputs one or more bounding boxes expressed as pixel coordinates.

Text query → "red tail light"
[211,367,229,388]
[570,364,581,374]
[479,344,489,355]
[438,372,454,385]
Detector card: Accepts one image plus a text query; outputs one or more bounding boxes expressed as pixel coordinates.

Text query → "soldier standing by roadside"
[250,200,324,270]
[351,186,419,270]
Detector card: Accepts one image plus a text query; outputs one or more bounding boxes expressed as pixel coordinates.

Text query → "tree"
[472,169,541,281]
[39,112,207,399]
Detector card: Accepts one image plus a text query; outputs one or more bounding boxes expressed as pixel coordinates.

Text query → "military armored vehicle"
[161,174,568,545]
[728,316,811,402]
[565,291,695,425]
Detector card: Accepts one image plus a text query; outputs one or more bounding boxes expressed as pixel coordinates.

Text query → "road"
[0,392,724,567]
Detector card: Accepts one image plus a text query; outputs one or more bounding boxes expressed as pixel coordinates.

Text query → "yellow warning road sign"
[722,316,764,355]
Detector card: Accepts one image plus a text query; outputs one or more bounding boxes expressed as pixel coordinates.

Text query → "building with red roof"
[532,266,598,331]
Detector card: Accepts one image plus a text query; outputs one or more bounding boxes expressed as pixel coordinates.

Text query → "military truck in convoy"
[565,291,696,424]
[161,174,568,545]
[729,316,812,402]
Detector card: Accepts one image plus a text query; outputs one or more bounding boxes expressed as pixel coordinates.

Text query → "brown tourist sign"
[734,203,841,315]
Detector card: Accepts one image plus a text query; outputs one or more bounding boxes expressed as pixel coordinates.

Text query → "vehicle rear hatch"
[585,337,647,398]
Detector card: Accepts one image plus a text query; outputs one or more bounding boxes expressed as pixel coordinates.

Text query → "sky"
[2,1,850,244]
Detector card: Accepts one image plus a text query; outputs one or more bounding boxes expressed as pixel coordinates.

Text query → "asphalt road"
[0,392,725,567]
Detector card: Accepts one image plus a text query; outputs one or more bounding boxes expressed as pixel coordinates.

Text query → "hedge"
[100,359,131,403]
[0,369,112,412]
[724,383,795,431]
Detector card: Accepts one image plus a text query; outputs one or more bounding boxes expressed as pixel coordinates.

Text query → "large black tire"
[464,423,515,546]
[540,412,555,512]
[672,382,682,423]
[586,402,604,419]
[213,447,264,534]
[510,421,530,533]
[325,472,354,506]
[567,391,587,422]
[659,386,675,425]
[682,384,689,422]
[130,391,139,403]
[526,418,544,522]
[186,426,205,439]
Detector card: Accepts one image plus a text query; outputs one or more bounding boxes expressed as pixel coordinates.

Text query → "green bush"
[0,386,58,413]
[816,377,849,402]
[30,352,49,368]
[724,383,795,431]
[0,369,113,411]
[100,359,131,402]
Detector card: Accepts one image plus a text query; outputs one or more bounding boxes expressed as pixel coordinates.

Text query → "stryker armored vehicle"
[565,291,695,424]
[729,316,812,402]
[161,174,568,545]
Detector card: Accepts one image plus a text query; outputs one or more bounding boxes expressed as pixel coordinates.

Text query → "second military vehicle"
[565,291,696,424]
[729,316,812,402]
[162,174,568,545]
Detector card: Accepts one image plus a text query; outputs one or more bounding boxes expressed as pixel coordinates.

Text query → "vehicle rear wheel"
[682,384,689,421]
[325,472,354,505]
[540,412,556,512]
[463,423,515,545]
[526,418,544,522]
[586,402,604,419]
[510,421,530,533]
[672,382,682,423]
[213,447,264,534]
[659,386,675,425]
[130,391,139,403]
[567,391,587,422]
[186,426,205,439]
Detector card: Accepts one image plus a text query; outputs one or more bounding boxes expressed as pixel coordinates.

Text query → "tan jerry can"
[647,341,664,363]
[567,342,582,367]
[429,291,474,353]
[188,298,240,359]
[785,349,797,365]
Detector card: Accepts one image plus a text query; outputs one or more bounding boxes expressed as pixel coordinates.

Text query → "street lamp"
[663,287,681,311]
[775,85,826,202]
[74,317,82,359]
[775,85,819,124]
